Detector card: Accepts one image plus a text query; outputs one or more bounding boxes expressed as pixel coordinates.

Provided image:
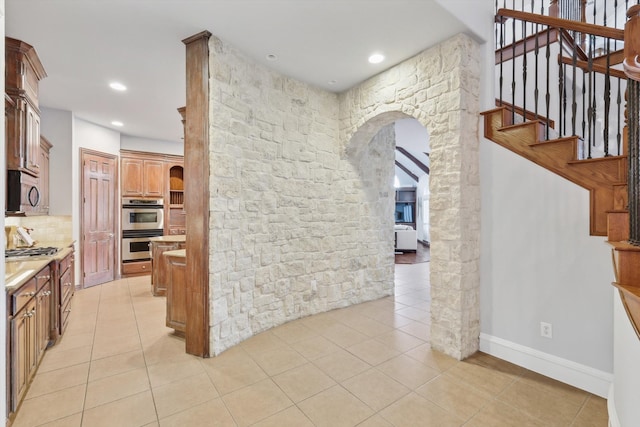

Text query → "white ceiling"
[6,0,473,143]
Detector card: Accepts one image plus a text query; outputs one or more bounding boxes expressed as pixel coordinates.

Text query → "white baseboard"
[607,383,620,427]
[479,333,612,398]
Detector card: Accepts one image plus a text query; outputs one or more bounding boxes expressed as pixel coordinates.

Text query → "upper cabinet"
[121,153,165,198]
[5,37,47,177]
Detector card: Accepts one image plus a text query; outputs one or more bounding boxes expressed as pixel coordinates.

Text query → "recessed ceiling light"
[368,53,385,64]
[109,82,127,91]
[111,121,124,127]
[266,54,278,61]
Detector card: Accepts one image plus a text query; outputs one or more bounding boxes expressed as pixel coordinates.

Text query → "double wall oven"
[122,198,164,262]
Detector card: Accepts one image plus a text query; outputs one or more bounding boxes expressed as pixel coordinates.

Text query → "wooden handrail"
[559,56,627,79]
[624,5,640,82]
[497,9,625,41]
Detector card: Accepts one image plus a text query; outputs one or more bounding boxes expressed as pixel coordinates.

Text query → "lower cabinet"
[165,250,187,334]
[150,237,186,296]
[11,298,36,412]
[57,250,75,335]
[8,264,52,416]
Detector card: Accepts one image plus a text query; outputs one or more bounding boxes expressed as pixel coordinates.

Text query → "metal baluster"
[572,33,578,136]
[534,12,540,119]
[629,80,640,244]
[604,37,611,156]
[563,63,568,136]
[512,11,516,124]
[546,25,551,139]
[587,34,593,158]
[499,12,504,105]
[559,31,565,137]
[591,34,597,156]
[617,78,622,155]
[582,71,587,155]
[523,5,528,116]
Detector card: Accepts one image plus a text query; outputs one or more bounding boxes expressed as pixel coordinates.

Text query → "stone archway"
[340,33,481,359]
[206,32,480,360]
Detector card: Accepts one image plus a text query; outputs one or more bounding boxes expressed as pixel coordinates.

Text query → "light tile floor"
[12,262,608,426]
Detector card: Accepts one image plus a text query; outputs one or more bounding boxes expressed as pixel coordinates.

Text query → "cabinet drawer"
[168,228,186,235]
[34,265,51,291]
[122,261,151,276]
[59,253,73,275]
[12,277,37,315]
[60,268,74,307]
[60,296,72,334]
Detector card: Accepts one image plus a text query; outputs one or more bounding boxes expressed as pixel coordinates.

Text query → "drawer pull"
[36,275,51,280]
[22,291,36,298]
[64,309,72,313]
[43,290,51,296]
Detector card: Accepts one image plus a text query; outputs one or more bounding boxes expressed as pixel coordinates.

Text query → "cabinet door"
[39,138,51,214]
[36,282,52,358]
[151,241,180,296]
[166,255,187,333]
[121,157,144,197]
[11,300,36,412]
[143,160,165,197]
[24,102,40,176]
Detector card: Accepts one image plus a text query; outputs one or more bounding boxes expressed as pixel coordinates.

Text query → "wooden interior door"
[81,149,117,287]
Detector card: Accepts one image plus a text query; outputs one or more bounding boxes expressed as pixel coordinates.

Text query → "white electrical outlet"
[540,322,553,338]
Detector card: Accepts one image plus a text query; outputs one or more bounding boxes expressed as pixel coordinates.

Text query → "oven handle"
[122,204,164,209]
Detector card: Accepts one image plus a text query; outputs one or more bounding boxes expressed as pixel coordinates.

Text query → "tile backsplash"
[5,215,72,242]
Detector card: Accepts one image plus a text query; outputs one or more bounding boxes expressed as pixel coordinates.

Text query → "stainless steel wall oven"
[122,198,164,262]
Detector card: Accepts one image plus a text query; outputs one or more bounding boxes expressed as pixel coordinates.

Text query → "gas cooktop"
[5,247,59,258]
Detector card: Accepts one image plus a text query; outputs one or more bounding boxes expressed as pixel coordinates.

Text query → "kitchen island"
[149,235,186,296]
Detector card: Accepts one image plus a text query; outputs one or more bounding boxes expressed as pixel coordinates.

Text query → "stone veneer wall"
[339,33,481,359]
[208,37,395,355]
[208,32,480,358]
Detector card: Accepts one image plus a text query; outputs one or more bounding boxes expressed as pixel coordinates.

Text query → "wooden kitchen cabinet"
[166,159,186,235]
[150,237,186,296]
[121,154,165,198]
[11,298,36,412]
[8,264,52,415]
[38,135,52,215]
[5,37,47,177]
[165,249,187,334]
[56,250,75,336]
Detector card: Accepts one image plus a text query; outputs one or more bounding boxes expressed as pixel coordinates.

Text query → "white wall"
[41,107,73,215]
[120,135,183,156]
[480,140,614,389]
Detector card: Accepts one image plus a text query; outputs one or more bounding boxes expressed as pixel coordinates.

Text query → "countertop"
[149,235,186,243]
[5,241,75,292]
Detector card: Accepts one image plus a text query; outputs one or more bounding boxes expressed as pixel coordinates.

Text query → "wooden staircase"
[481,106,627,236]
[487,2,640,341]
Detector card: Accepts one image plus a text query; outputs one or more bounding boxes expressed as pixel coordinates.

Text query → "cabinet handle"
[36,275,51,280]
[64,309,71,313]
[64,283,72,287]
[43,290,51,296]
[23,312,30,318]
[23,291,36,298]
